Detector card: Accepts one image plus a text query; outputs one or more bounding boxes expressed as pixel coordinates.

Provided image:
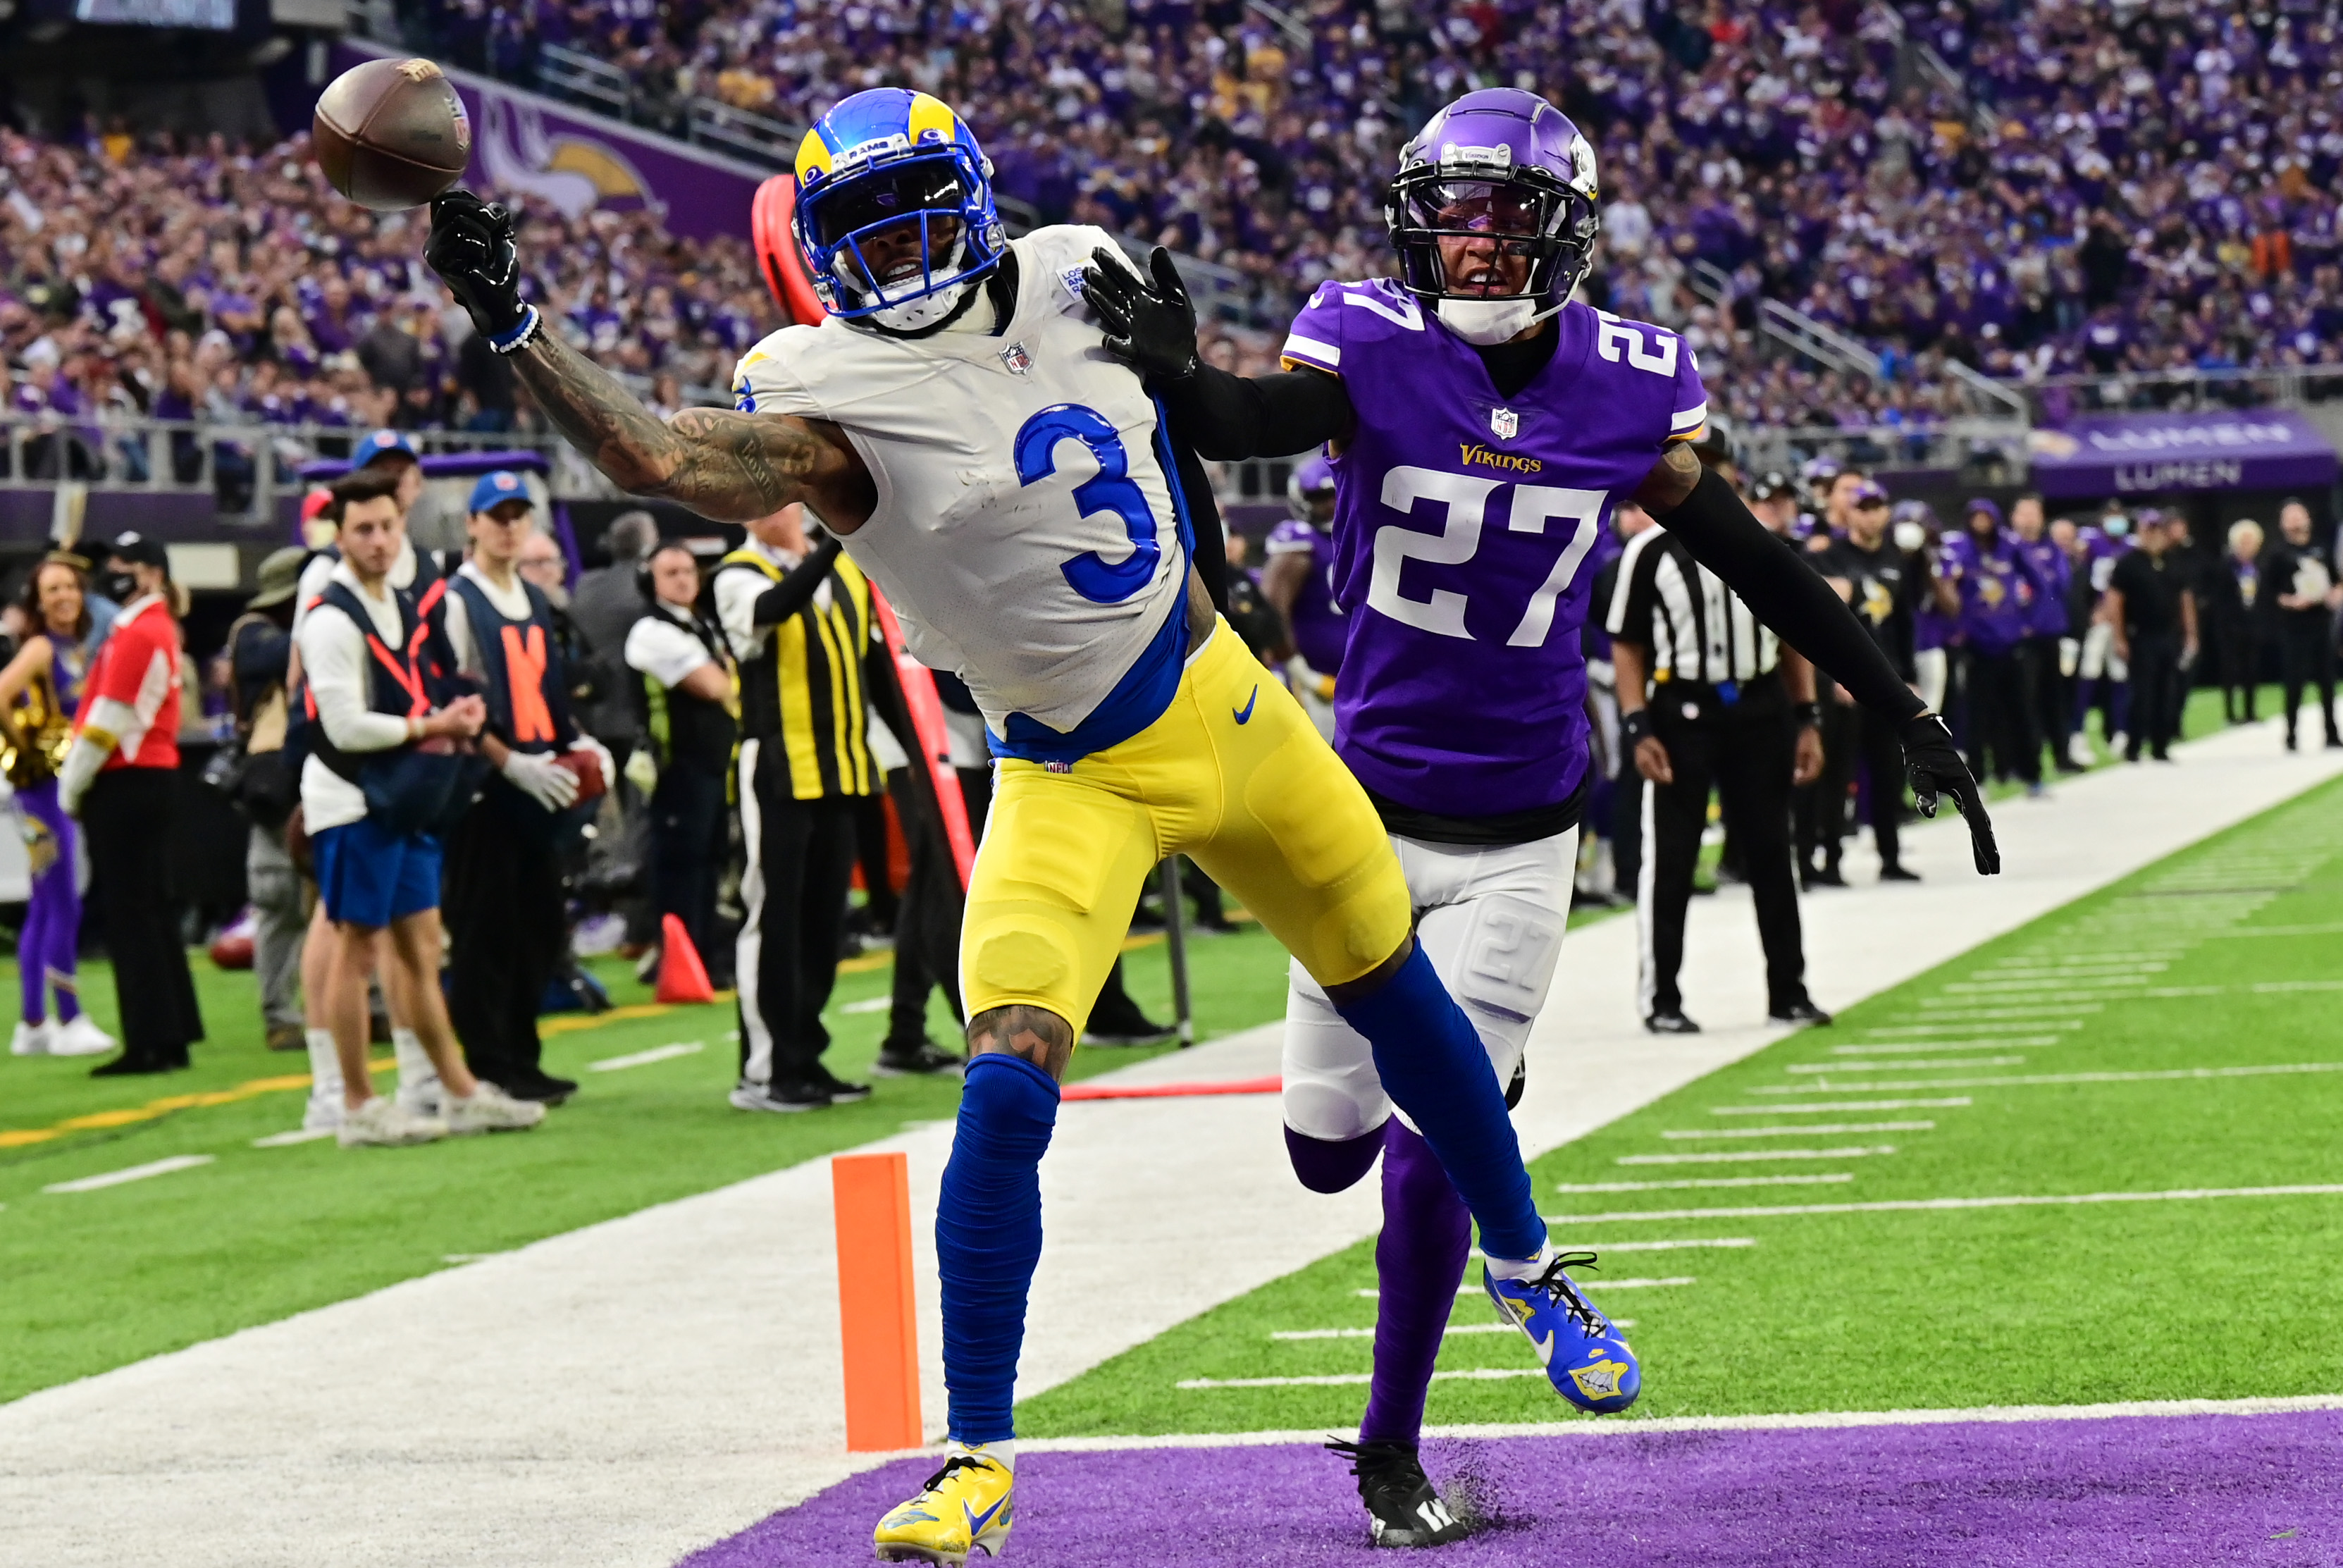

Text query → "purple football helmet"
[1385,89,1602,317]
[1287,452,1336,523]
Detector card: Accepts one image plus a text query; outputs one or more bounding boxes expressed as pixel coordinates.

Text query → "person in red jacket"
[57,532,205,1075]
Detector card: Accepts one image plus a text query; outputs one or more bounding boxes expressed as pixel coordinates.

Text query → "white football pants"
[1282,827,1577,1142]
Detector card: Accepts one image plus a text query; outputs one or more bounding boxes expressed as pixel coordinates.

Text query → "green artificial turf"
[0,921,1292,1404]
[1018,772,2343,1437]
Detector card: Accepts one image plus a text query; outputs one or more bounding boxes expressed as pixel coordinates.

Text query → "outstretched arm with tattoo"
[426,192,873,527]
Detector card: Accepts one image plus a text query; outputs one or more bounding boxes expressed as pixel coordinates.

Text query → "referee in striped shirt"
[1607,486,1832,1035]
[715,503,888,1112]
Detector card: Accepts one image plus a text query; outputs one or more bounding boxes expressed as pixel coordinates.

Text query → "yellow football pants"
[961,619,1411,1039]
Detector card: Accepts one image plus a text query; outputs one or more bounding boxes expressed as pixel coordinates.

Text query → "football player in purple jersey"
[1261,454,1347,738]
[1087,86,1998,1544]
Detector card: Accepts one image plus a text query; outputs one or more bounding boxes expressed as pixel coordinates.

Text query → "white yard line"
[586,1041,705,1072]
[1179,1369,1554,1390]
[1828,1039,2060,1054]
[1555,1175,1855,1192]
[41,1156,215,1194]
[1859,1020,2087,1035]
[1783,1056,2022,1073]
[1712,1097,1972,1114]
[1616,1147,1895,1165]
[1273,1323,1529,1340]
[1013,1393,2343,1452]
[1550,1185,2343,1224]
[1662,1122,1933,1139]
[249,1129,333,1149]
[1750,1062,2343,1094]
[3,722,2335,1568]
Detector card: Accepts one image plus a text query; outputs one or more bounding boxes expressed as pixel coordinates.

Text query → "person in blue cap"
[1938,498,2054,796]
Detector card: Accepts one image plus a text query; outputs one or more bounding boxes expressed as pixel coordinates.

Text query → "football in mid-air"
[312,56,471,211]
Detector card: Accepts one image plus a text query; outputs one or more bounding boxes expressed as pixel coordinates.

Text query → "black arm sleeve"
[751,536,844,628]
[1653,467,1927,723]
[1153,363,1354,461]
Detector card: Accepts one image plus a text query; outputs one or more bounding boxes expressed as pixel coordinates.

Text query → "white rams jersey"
[729,225,1189,740]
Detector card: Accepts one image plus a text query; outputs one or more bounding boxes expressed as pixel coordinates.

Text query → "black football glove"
[1900,712,2001,875]
[426,190,532,346]
[1081,245,1200,383]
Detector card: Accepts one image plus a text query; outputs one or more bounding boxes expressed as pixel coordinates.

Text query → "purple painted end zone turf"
[677,1409,2342,1567]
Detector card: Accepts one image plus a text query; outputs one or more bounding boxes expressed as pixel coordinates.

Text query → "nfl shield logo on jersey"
[1000,342,1033,376]
[1490,407,1519,440]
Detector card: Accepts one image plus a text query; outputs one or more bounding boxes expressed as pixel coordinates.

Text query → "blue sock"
[936,1051,1060,1444]
[1330,944,1545,1261]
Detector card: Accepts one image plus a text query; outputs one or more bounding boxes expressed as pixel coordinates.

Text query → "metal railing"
[2005,362,2343,421]
[535,42,629,117]
[1244,0,1312,49]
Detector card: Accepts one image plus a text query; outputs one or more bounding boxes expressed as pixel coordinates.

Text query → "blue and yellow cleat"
[1483,1249,1641,1413]
[874,1450,1014,1564]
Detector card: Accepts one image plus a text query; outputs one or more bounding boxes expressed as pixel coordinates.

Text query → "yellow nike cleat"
[874,1450,1014,1564]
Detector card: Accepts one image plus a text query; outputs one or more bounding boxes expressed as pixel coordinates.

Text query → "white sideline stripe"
[587,1041,705,1072]
[1750,1062,2343,1094]
[1616,1146,1893,1165]
[251,1128,334,1148]
[1860,1022,2082,1036]
[1786,1056,2022,1074]
[1662,1122,1932,1140]
[1015,1393,2343,1452]
[1273,1323,1556,1340]
[42,1155,215,1194]
[1557,1175,1855,1192]
[1547,1184,2343,1224]
[1180,1369,1552,1389]
[1712,1097,1971,1114]
[1830,1039,2059,1054]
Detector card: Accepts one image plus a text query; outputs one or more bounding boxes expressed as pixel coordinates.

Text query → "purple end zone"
[679,1409,2342,1567]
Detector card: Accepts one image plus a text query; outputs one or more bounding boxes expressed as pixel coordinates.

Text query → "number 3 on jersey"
[1015,403,1163,604]
[1367,467,1606,648]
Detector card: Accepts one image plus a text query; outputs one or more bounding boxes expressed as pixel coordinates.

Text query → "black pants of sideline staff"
[2125,629,2184,761]
[650,759,731,982]
[444,788,567,1094]
[735,737,858,1090]
[2278,617,2339,746]
[83,766,203,1069]
[1962,646,2040,785]
[1638,681,1813,1021]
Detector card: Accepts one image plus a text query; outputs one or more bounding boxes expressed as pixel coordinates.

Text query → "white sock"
[1483,1240,1555,1283]
[392,1027,437,1085]
[305,1029,342,1099]
[955,1439,1014,1472]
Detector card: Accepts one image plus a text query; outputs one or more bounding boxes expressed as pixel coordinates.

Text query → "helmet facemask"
[1386,152,1600,347]
[796,147,1005,334]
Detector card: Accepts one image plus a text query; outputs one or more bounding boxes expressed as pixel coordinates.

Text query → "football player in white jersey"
[425,88,1602,1563]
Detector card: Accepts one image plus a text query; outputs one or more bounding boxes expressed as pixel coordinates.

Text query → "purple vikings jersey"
[1940,532,2047,657]
[2016,537,2071,637]
[1281,280,1707,816]
[1264,517,1349,674]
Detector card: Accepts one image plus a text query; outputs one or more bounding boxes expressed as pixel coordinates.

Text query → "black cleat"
[1770,999,1833,1026]
[1328,1438,1468,1548]
[810,1065,872,1103]
[870,1038,966,1077]
[1879,863,1922,882]
[1643,1010,1701,1035]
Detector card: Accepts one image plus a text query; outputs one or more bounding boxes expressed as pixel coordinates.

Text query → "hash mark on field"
[587,1041,705,1071]
[1831,1039,2059,1054]
[1712,1098,1970,1114]
[1910,1004,2106,1019]
[251,1128,334,1147]
[1750,1062,2343,1094]
[1786,1056,2020,1073]
[2206,923,2343,938]
[836,997,892,1015]
[43,1154,215,1193]
[1618,1146,1893,1165]
[1662,1122,1931,1139]
[1276,1323,1566,1340]
[1547,1183,2343,1225]
[1860,1023,2080,1037]
[1556,1175,1855,1192]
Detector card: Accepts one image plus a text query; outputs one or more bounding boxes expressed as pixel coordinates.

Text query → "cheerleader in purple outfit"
[1,556,114,1058]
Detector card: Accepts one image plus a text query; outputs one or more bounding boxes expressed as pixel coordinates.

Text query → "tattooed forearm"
[509,328,830,523]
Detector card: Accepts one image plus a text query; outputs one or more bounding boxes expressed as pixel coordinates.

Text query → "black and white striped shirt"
[1606,527,1781,686]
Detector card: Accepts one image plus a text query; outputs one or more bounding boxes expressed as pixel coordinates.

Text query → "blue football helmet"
[792,88,1008,334]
